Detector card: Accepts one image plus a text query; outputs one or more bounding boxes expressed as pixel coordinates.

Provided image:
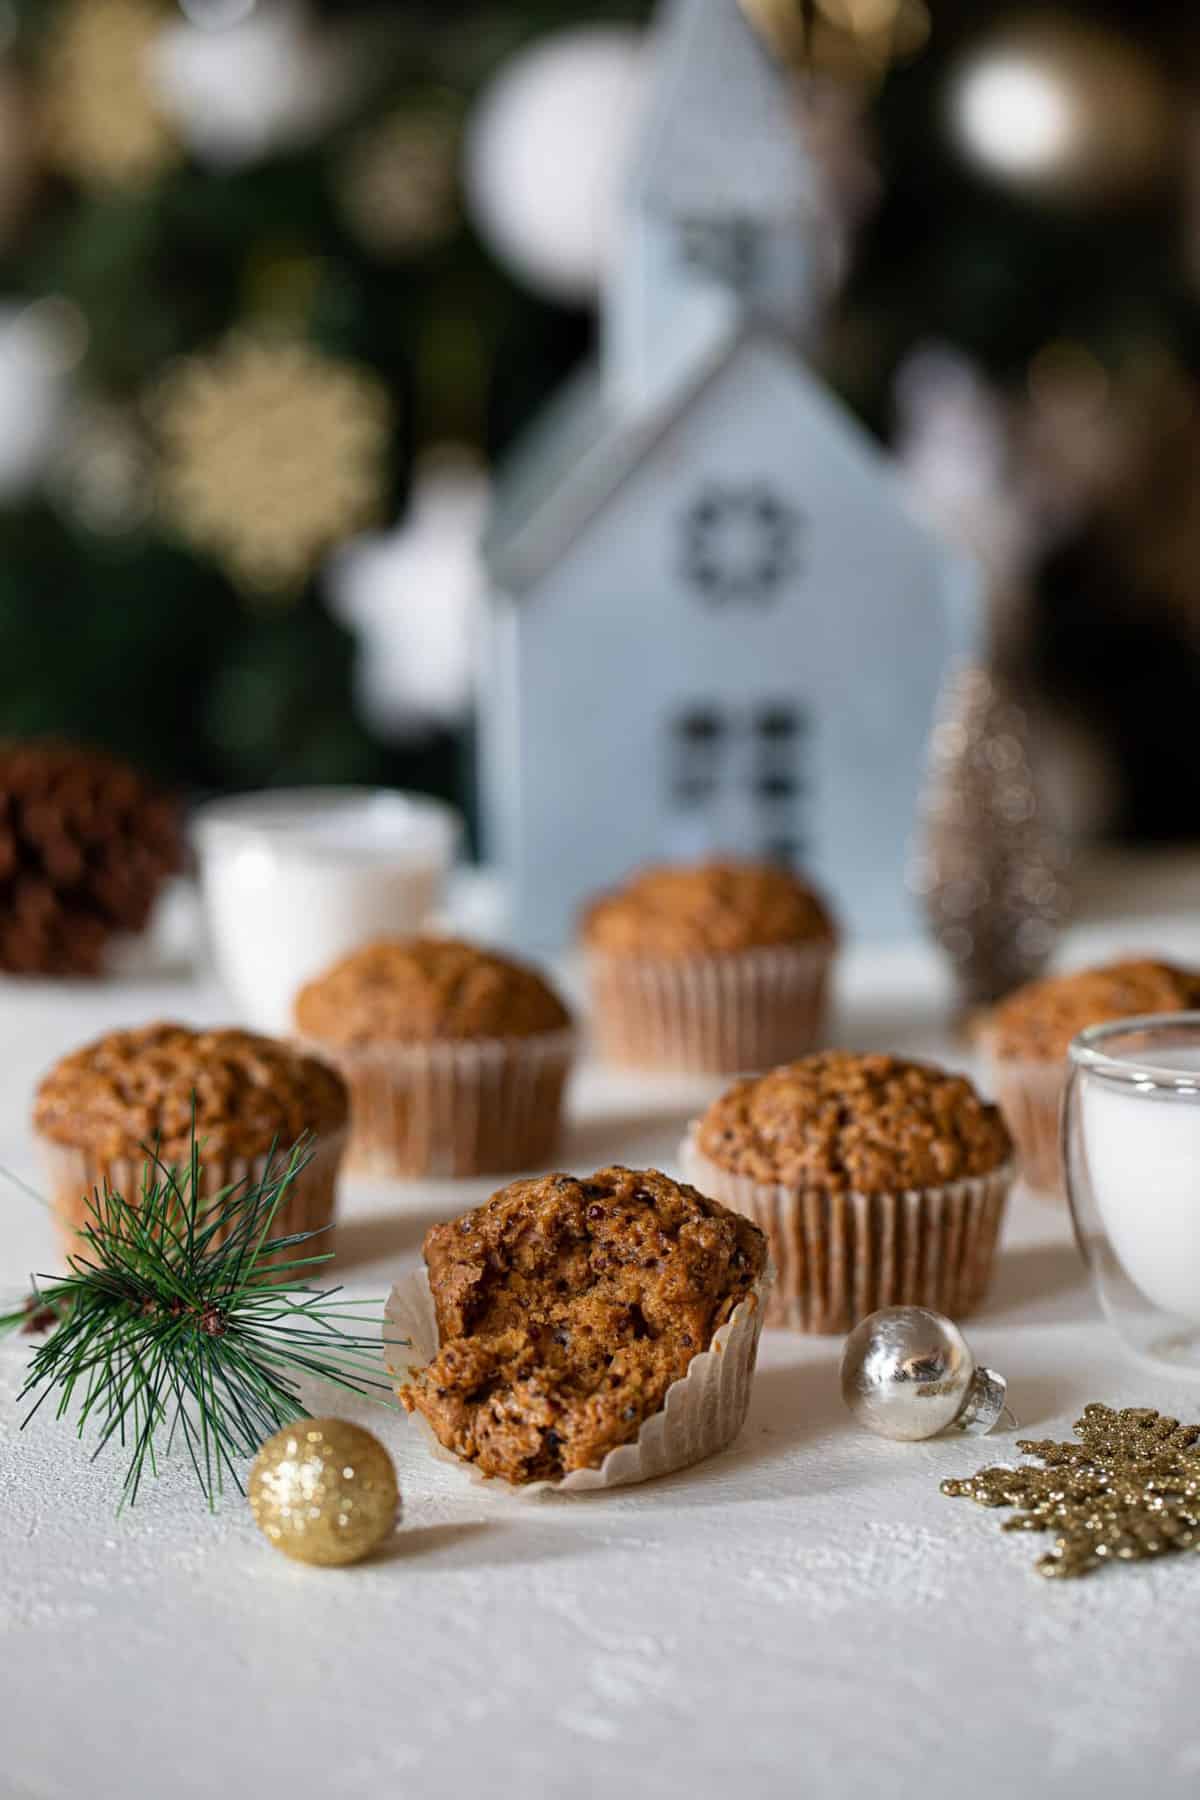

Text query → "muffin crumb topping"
[34,1022,347,1162]
[987,959,1200,1062]
[294,936,570,1046]
[695,1050,1010,1191]
[581,859,836,958]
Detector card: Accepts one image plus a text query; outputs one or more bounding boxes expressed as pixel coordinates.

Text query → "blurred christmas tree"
[0,0,645,805]
[813,0,1200,840]
[0,0,1197,842]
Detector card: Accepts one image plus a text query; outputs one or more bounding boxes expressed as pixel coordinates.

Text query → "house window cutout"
[665,700,811,862]
[669,704,726,809]
[752,702,810,863]
[681,485,802,605]
[676,217,761,291]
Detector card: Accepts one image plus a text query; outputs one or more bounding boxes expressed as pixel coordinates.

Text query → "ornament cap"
[955,1364,1011,1436]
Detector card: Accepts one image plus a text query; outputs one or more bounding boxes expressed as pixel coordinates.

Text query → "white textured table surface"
[6,864,1200,1800]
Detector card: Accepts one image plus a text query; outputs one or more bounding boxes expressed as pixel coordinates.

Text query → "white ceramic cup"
[193,787,462,1034]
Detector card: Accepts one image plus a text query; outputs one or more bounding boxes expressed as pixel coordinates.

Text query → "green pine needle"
[1,1130,396,1509]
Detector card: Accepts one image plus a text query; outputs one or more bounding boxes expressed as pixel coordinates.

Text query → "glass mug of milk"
[194,788,462,1035]
[1065,1013,1200,1370]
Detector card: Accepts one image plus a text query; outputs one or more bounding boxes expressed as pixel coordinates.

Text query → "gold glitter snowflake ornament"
[40,0,179,191]
[337,108,460,259]
[154,335,390,595]
[943,1403,1200,1579]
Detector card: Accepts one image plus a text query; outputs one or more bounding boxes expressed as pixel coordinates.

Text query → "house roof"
[628,0,816,218]
[485,330,738,596]
[485,326,959,599]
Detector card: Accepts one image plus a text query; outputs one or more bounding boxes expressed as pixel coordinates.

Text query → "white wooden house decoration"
[478,0,980,950]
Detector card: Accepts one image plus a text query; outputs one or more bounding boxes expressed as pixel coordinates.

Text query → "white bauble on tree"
[894,342,1034,584]
[464,26,645,304]
[948,18,1171,204]
[328,451,488,742]
[151,0,370,169]
[0,298,87,498]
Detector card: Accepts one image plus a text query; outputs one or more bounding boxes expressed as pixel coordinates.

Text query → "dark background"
[0,0,1196,846]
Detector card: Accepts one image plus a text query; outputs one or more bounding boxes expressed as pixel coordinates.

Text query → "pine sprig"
[2,1132,395,1508]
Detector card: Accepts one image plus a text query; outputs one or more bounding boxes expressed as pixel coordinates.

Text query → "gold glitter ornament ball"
[249,1419,399,1567]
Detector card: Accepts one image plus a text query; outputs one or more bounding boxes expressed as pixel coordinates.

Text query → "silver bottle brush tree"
[911,661,1070,1010]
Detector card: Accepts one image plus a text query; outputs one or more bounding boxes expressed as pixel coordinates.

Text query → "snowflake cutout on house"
[681,484,801,604]
[942,1403,1200,1579]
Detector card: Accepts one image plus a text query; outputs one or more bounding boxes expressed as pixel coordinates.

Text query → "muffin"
[581,859,837,1073]
[294,936,574,1177]
[683,1050,1012,1333]
[33,1022,348,1258]
[394,1166,769,1487]
[982,958,1200,1199]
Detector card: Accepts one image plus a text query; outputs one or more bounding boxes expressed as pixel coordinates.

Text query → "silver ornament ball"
[840,1306,1010,1441]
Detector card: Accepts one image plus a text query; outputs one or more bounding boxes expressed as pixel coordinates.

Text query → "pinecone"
[0,741,183,976]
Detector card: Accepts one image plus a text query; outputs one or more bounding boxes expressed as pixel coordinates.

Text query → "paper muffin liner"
[383,1260,772,1495]
[682,1129,1012,1334]
[980,1043,1066,1202]
[37,1127,347,1266]
[585,942,834,1075]
[298,1029,575,1178]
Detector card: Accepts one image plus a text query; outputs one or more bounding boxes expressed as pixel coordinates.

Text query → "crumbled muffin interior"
[695,1050,1010,1191]
[400,1166,767,1484]
[987,958,1200,1062]
[33,1021,347,1161]
[294,936,571,1045]
[581,859,836,958]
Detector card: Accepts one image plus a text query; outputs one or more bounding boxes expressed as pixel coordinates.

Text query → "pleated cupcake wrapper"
[585,942,834,1074]
[682,1129,1013,1335]
[37,1127,348,1265]
[383,1261,772,1495]
[981,1045,1066,1202]
[298,1030,575,1179]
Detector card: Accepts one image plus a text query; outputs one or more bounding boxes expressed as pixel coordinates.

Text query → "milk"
[195,789,461,1034]
[1082,1047,1200,1324]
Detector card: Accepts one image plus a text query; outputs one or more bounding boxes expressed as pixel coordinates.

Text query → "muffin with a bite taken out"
[394,1165,770,1487]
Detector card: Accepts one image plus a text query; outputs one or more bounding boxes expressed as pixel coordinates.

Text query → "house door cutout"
[665,700,810,864]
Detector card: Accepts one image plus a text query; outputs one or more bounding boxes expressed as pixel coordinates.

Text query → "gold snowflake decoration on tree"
[943,1403,1200,1579]
[336,107,460,260]
[39,0,179,191]
[740,0,930,84]
[153,335,390,596]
